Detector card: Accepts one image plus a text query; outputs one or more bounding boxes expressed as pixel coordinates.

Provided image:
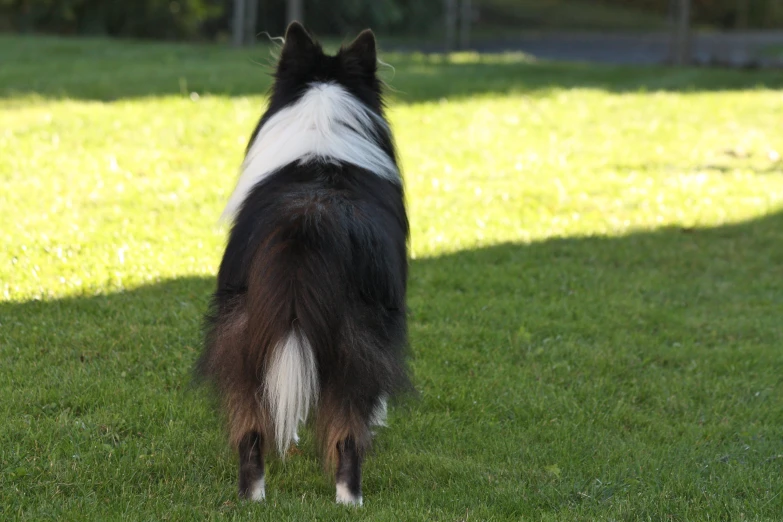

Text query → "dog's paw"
[336,483,362,506]
[248,478,265,502]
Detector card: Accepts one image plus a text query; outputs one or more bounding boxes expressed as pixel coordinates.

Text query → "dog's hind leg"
[333,395,389,503]
[316,392,373,506]
[227,382,268,502]
[335,436,363,506]
[237,431,265,501]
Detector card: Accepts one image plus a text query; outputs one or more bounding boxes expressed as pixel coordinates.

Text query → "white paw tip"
[336,483,362,506]
[249,477,265,502]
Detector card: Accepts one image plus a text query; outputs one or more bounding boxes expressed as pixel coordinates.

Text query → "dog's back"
[196,23,408,506]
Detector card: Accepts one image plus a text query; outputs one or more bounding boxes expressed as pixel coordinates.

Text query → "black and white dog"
[197,22,409,506]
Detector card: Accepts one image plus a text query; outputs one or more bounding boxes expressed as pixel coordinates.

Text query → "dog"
[196,22,409,506]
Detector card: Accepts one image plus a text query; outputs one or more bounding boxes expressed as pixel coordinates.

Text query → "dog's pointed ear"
[343,29,377,73]
[281,21,317,62]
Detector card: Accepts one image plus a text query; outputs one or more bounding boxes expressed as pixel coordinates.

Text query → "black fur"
[196,22,409,502]
[237,431,264,499]
[336,437,363,499]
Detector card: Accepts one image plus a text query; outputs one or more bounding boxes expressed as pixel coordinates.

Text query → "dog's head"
[269,22,383,116]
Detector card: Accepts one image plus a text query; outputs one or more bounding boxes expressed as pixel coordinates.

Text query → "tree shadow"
[2,211,782,514]
[2,35,783,103]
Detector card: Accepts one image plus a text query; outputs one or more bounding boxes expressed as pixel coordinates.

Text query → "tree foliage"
[1,0,222,38]
[0,0,443,39]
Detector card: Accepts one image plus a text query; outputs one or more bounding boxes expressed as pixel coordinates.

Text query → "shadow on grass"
[2,210,782,402]
[2,209,780,360]
[2,211,782,516]
[2,35,783,103]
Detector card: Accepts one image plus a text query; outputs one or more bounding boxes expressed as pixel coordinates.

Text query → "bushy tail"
[264,330,319,455]
[238,206,348,457]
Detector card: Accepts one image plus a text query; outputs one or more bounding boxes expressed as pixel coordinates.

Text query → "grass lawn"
[761,43,783,59]
[2,35,783,520]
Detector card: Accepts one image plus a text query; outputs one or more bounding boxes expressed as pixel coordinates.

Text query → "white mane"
[221,82,398,221]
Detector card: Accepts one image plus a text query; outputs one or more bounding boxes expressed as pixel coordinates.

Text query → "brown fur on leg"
[197,296,272,453]
[315,392,372,471]
[226,391,271,451]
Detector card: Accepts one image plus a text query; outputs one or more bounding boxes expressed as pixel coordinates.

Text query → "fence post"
[231,0,245,47]
[670,0,692,65]
[232,0,246,47]
[445,0,457,52]
[287,0,304,24]
[244,0,258,45]
[459,0,471,50]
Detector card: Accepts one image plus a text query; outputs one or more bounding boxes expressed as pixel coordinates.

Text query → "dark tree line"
[0,0,442,40]
[0,0,780,40]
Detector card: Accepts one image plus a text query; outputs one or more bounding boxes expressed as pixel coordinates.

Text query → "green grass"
[2,35,783,520]
[760,43,783,59]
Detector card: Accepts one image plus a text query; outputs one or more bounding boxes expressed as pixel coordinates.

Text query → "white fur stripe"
[264,330,319,456]
[370,395,388,427]
[221,82,399,221]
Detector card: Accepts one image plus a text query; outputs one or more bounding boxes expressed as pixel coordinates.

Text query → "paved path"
[400,31,783,67]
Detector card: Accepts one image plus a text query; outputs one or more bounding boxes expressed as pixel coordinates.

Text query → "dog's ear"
[343,29,377,73]
[281,21,318,62]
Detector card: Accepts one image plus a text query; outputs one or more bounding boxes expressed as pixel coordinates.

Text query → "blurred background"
[2,0,783,67]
